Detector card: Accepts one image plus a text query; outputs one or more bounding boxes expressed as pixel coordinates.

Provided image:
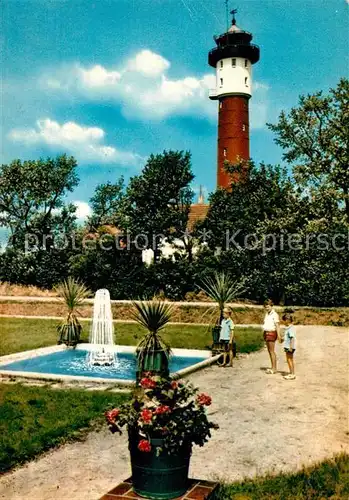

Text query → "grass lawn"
[0,318,263,356]
[0,383,128,473]
[213,453,349,499]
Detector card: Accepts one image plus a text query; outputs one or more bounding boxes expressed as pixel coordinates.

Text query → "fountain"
[0,288,212,383]
[88,289,116,366]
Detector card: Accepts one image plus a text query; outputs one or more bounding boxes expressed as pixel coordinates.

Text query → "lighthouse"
[208,10,260,188]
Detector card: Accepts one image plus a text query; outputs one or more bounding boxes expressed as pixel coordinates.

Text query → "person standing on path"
[281,312,296,380]
[218,307,235,367]
[262,299,280,374]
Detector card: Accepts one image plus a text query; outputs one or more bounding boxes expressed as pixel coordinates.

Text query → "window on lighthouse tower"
[220,78,223,87]
[245,59,248,67]
[245,77,248,86]
[232,58,236,67]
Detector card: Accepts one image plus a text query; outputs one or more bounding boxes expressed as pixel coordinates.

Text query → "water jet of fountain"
[88,289,116,366]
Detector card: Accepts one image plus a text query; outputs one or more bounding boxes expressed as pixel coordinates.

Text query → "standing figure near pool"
[218,307,235,367]
[262,299,280,374]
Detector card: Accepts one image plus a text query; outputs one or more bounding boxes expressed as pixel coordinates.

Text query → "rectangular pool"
[0,349,207,381]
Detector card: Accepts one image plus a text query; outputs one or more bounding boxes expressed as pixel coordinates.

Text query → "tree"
[267,78,349,220]
[69,238,149,300]
[122,151,194,261]
[0,154,79,249]
[195,159,349,306]
[88,178,125,231]
[200,160,296,250]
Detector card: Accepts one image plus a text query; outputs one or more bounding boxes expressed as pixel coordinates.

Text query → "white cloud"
[41,49,270,127]
[74,201,92,220]
[80,65,121,88]
[9,119,104,145]
[127,50,170,76]
[8,118,143,166]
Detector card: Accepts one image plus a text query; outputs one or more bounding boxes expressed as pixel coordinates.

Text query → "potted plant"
[198,272,246,350]
[131,300,173,379]
[55,277,90,347]
[106,375,218,499]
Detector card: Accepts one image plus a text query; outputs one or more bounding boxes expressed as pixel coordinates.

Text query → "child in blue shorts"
[219,307,235,367]
[281,312,296,380]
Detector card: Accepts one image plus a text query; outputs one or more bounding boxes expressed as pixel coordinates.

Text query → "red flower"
[138,439,151,452]
[171,381,178,389]
[140,409,153,423]
[140,377,157,389]
[105,408,119,423]
[154,405,171,415]
[197,393,212,406]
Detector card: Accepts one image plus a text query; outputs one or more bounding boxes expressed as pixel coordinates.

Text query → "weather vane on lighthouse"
[225,1,237,29]
[231,8,237,25]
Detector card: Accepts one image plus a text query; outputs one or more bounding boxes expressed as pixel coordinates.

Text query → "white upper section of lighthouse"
[211,56,252,99]
[208,11,260,101]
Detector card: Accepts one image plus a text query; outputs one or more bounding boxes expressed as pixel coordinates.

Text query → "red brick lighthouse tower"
[209,10,260,188]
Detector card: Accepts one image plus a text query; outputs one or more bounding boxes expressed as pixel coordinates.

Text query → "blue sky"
[1,0,348,220]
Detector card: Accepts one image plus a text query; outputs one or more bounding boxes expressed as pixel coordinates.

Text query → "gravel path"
[0,326,348,499]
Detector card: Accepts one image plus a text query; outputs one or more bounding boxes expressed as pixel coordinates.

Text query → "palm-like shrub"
[55,277,90,347]
[199,272,246,344]
[131,300,173,378]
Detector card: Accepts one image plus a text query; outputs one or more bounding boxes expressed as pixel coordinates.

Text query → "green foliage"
[54,278,90,346]
[201,161,296,249]
[212,453,349,500]
[0,246,74,289]
[147,259,196,300]
[198,158,349,306]
[87,178,125,230]
[199,271,247,322]
[121,150,194,257]
[0,155,79,290]
[69,238,150,299]
[0,384,128,472]
[267,78,349,220]
[131,300,173,335]
[0,155,79,248]
[0,249,37,285]
[0,247,73,289]
[132,301,173,373]
[70,243,197,301]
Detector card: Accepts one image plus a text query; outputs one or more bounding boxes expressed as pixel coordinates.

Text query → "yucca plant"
[131,300,173,379]
[198,272,247,344]
[55,277,90,347]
